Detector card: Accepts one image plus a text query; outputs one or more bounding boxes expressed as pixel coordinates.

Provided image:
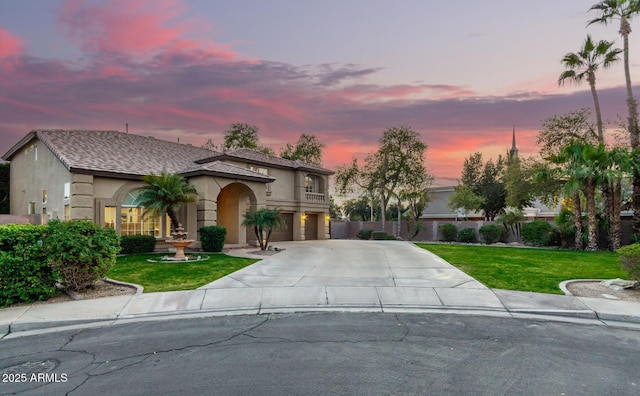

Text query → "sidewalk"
[2,285,640,337]
[3,240,640,337]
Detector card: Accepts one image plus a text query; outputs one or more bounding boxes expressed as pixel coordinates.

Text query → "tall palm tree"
[589,0,640,147]
[589,0,640,236]
[559,35,621,143]
[243,208,286,251]
[560,35,620,248]
[136,172,198,237]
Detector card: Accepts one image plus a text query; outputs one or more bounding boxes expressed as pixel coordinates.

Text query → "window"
[120,191,162,237]
[64,183,70,200]
[64,205,71,221]
[305,175,319,193]
[41,207,47,225]
[249,166,271,192]
[304,175,325,202]
[28,201,35,215]
[104,206,116,229]
[42,189,47,204]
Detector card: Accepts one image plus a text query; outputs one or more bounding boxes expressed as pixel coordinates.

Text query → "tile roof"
[198,148,334,175]
[1,130,272,182]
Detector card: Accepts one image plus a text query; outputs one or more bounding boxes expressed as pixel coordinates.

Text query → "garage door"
[305,213,318,240]
[250,212,293,242]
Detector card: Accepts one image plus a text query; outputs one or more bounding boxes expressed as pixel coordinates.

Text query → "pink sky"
[0,0,637,185]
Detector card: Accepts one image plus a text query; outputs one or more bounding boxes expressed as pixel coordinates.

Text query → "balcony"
[305,192,325,202]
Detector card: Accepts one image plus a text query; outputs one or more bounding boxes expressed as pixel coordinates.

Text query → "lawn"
[416,243,627,294]
[107,253,258,293]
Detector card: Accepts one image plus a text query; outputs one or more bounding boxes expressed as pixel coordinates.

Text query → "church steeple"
[509,126,519,160]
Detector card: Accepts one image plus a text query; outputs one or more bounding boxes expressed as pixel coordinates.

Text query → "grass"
[107,253,258,293]
[416,243,627,294]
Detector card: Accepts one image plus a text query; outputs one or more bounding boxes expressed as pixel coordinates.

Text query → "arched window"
[120,190,168,237]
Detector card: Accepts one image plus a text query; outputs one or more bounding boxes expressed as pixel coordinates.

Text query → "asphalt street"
[1,312,639,395]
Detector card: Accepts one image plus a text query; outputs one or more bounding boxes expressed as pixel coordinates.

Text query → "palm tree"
[589,0,640,236]
[136,172,198,237]
[533,163,584,249]
[588,0,640,147]
[560,35,620,248]
[243,208,286,251]
[551,142,608,251]
[559,35,621,143]
[601,146,640,249]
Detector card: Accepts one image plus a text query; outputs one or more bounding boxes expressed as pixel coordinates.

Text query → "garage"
[304,213,318,240]
[246,212,294,243]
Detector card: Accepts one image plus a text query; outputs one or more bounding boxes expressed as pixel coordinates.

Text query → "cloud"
[0,27,23,58]
[58,0,237,60]
[0,0,634,185]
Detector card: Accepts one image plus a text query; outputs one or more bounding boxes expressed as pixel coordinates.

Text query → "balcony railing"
[305,192,325,202]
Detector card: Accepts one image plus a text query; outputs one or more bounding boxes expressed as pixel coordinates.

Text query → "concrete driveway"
[204,240,486,290]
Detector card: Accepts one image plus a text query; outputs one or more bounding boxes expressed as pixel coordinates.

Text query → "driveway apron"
[202,240,486,290]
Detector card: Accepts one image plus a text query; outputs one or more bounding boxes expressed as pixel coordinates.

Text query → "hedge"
[457,228,477,243]
[618,243,640,281]
[357,229,373,240]
[199,226,227,252]
[45,220,120,291]
[521,220,554,246]
[479,224,503,244]
[441,224,457,242]
[0,224,58,307]
[120,234,156,254]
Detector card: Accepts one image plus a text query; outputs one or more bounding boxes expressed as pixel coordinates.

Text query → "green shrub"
[120,235,156,254]
[385,234,397,240]
[479,224,503,244]
[200,226,227,252]
[457,228,476,243]
[371,231,388,240]
[521,220,554,246]
[441,224,457,242]
[45,220,120,291]
[0,224,58,307]
[357,229,373,240]
[617,243,640,281]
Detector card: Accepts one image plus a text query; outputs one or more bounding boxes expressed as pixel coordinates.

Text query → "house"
[2,129,334,247]
[421,128,560,221]
[420,185,560,221]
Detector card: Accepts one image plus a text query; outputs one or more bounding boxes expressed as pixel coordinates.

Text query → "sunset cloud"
[0,1,635,186]
[58,0,236,60]
[0,27,23,58]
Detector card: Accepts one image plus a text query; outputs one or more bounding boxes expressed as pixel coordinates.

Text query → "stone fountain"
[165,223,194,261]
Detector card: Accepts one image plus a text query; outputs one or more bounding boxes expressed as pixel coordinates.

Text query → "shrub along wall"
[45,220,120,291]
[120,235,156,254]
[0,224,58,307]
[199,226,227,252]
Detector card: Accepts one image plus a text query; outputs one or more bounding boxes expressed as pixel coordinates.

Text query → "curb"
[4,303,640,339]
[559,279,606,296]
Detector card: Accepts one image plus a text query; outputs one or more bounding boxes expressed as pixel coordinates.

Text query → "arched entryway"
[217,183,258,244]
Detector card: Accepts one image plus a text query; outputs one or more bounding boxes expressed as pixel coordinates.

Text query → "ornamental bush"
[479,224,504,244]
[120,235,156,254]
[441,224,457,242]
[371,231,388,240]
[0,224,58,307]
[199,226,227,252]
[521,220,554,246]
[45,220,120,291]
[457,228,477,243]
[356,229,373,240]
[617,243,640,281]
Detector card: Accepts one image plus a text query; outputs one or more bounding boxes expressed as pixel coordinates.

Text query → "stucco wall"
[9,137,71,222]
